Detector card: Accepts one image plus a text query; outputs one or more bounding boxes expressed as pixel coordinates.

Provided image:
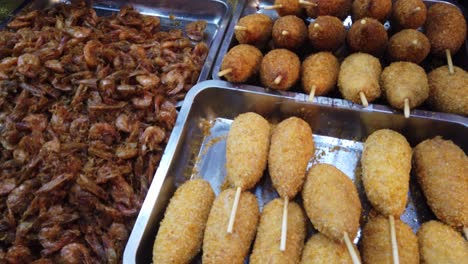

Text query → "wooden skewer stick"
[446,49,454,75]
[359,91,369,107]
[234,25,247,31]
[227,186,242,233]
[298,0,317,7]
[262,4,283,10]
[218,68,232,77]
[410,6,422,15]
[313,23,321,29]
[389,215,400,264]
[343,232,361,264]
[404,98,410,118]
[281,30,289,36]
[308,85,316,102]
[463,227,468,240]
[280,197,289,251]
[274,75,282,85]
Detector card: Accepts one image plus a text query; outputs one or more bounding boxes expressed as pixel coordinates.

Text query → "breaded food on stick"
[417,220,468,264]
[413,137,468,229]
[250,198,306,263]
[361,215,419,264]
[203,188,259,264]
[219,44,263,83]
[300,233,361,264]
[153,179,215,264]
[428,65,468,116]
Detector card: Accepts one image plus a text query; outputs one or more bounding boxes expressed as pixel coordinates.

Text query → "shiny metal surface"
[1,0,233,85]
[124,80,467,263]
[212,0,468,108]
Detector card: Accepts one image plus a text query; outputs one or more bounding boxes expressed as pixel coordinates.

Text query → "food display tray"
[211,0,468,110]
[124,80,467,263]
[0,0,233,87]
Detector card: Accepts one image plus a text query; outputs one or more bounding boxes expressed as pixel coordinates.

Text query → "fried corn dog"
[413,137,468,229]
[269,117,314,199]
[302,163,362,242]
[250,198,306,263]
[300,233,361,264]
[361,129,412,217]
[301,52,340,99]
[226,112,270,190]
[203,188,259,264]
[361,215,419,264]
[153,179,215,264]
[417,220,468,264]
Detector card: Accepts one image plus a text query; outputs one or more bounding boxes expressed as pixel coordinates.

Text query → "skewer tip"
[226,187,242,234]
[218,68,232,77]
[403,98,410,118]
[280,197,289,252]
[299,0,317,7]
[343,232,361,264]
[262,4,283,10]
[273,75,282,85]
[308,85,316,102]
[446,49,454,75]
[389,215,400,264]
[281,30,289,36]
[234,25,247,31]
[359,91,369,107]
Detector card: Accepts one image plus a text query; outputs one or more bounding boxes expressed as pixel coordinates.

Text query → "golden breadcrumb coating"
[352,0,392,22]
[260,49,301,91]
[250,198,306,264]
[425,3,467,57]
[308,16,346,51]
[338,52,382,104]
[272,15,307,50]
[418,220,468,264]
[428,66,468,116]
[305,0,352,19]
[381,62,429,110]
[392,0,427,29]
[362,129,412,217]
[275,0,305,17]
[413,137,468,228]
[302,163,362,242]
[221,44,263,83]
[300,233,360,264]
[226,112,270,190]
[361,215,419,264]
[235,14,273,48]
[203,188,259,264]
[387,29,430,64]
[347,18,388,56]
[301,52,339,96]
[269,117,314,198]
[153,179,215,264]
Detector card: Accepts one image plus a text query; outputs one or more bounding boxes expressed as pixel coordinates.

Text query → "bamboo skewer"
[389,215,400,264]
[234,25,247,31]
[298,0,317,7]
[464,227,468,240]
[308,85,316,102]
[262,4,283,10]
[281,30,289,36]
[404,98,410,118]
[280,197,289,251]
[218,68,232,77]
[274,75,283,85]
[446,49,454,74]
[343,232,361,264]
[227,186,242,233]
[359,91,369,107]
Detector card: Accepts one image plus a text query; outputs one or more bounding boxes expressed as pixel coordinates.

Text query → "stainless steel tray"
[124,80,467,264]
[1,0,233,87]
[212,0,468,111]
